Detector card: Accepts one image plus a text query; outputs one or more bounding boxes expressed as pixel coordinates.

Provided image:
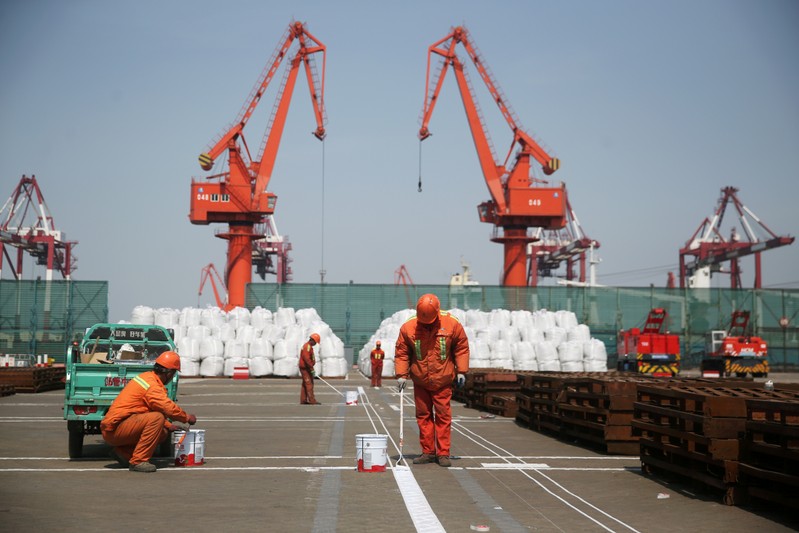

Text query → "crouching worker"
[101,351,197,472]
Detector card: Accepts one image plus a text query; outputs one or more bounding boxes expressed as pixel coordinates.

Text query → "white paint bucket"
[355,434,387,472]
[173,429,206,467]
[345,390,358,405]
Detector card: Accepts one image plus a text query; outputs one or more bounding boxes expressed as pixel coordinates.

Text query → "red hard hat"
[155,351,181,371]
[310,333,321,344]
[416,293,440,324]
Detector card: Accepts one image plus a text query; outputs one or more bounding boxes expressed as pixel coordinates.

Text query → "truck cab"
[63,323,179,458]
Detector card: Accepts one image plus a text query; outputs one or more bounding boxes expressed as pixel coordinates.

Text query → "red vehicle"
[617,308,680,377]
[701,311,768,378]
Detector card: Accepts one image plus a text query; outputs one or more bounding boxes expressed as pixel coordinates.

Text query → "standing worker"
[395,294,469,467]
[370,340,385,388]
[299,333,322,405]
[101,351,197,473]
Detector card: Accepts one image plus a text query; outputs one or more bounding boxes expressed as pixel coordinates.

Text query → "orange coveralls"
[370,347,385,387]
[298,341,318,404]
[394,312,470,457]
[100,370,190,466]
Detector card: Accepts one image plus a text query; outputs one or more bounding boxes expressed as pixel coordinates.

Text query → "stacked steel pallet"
[0,382,15,396]
[0,367,66,393]
[632,383,799,507]
[468,370,520,417]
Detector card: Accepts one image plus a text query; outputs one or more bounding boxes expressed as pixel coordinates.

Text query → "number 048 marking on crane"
[528,199,542,206]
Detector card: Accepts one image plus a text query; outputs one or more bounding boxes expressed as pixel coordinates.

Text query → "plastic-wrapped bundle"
[489,309,511,329]
[273,357,300,377]
[584,359,608,372]
[555,310,578,329]
[471,358,492,369]
[465,309,488,329]
[131,305,155,325]
[471,339,492,362]
[224,357,249,376]
[224,339,248,359]
[476,327,500,344]
[558,340,584,363]
[272,339,292,360]
[275,307,296,328]
[236,325,257,344]
[187,325,210,341]
[319,336,344,359]
[200,356,224,377]
[521,326,545,343]
[283,325,306,348]
[155,308,179,329]
[178,337,200,362]
[536,341,558,362]
[200,337,224,360]
[262,324,285,345]
[250,307,273,329]
[218,323,236,343]
[322,357,348,377]
[561,360,585,372]
[170,325,186,347]
[381,359,395,377]
[500,326,521,344]
[200,307,226,328]
[514,359,538,372]
[510,310,534,330]
[538,359,561,372]
[545,326,567,346]
[583,339,608,362]
[532,310,557,331]
[567,324,591,342]
[180,307,202,327]
[180,359,200,377]
[489,358,513,369]
[249,338,273,360]
[359,357,371,377]
[512,341,536,365]
[227,307,251,328]
[249,357,273,377]
[295,308,322,328]
[490,339,511,361]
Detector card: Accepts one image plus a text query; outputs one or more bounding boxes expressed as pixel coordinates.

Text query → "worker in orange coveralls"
[299,333,322,405]
[101,351,197,473]
[395,294,469,467]
[370,340,385,388]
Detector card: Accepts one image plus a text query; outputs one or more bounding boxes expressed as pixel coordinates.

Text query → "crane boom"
[418,26,567,287]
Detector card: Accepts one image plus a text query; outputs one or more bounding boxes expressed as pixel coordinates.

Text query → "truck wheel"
[68,421,84,459]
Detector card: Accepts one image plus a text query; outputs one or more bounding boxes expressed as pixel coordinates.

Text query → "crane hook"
[418,140,423,192]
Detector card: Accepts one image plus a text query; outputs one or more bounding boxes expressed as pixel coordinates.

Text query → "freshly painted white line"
[0,466,356,472]
[393,467,446,533]
[479,462,551,469]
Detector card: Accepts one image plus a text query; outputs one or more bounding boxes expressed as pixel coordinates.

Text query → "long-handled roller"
[396,385,405,467]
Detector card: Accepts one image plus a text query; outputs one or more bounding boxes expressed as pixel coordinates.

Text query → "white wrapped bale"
[560,360,585,372]
[555,310,578,329]
[273,357,300,377]
[227,307,251,328]
[538,359,561,372]
[567,324,591,342]
[200,307,226,328]
[381,359,395,377]
[178,337,200,362]
[224,339,248,359]
[180,359,200,377]
[322,357,348,377]
[224,357,249,376]
[250,307,273,329]
[545,326,567,345]
[489,359,513,369]
[200,337,224,360]
[584,360,608,372]
[200,356,224,377]
[187,325,210,341]
[514,359,538,372]
[155,308,179,329]
[131,306,155,325]
[249,338,273,360]
[490,339,511,361]
[583,339,608,362]
[558,340,584,363]
[218,323,236,343]
[249,357,273,377]
[536,341,558,362]
[237,325,257,344]
[180,307,202,327]
[275,307,296,328]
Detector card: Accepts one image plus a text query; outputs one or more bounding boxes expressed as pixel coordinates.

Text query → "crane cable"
[418,139,423,192]
[320,138,326,283]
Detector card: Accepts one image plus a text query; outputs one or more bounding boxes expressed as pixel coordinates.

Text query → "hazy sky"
[1,0,797,321]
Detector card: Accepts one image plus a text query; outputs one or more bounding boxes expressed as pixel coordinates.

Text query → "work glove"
[397,378,406,392]
[456,374,466,389]
[167,421,190,432]
[187,414,197,426]
[311,370,317,378]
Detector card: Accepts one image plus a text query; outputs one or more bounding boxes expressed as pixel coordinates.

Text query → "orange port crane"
[419,26,566,286]
[394,264,416,308]
[198,263,227,309]
[190,21,326,309]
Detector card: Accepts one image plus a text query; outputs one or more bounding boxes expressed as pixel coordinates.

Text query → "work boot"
[309,400,322,405]
[129,462,157,473]
[437,456,452,467]
[412,453,436,465]
[109,448,129,468]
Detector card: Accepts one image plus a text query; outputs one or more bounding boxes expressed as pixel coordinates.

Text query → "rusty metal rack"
[470,370,520,416]
[633,383,799,506]
[739,398,799,508]
[0,367,66,393]
[0,382,15,396]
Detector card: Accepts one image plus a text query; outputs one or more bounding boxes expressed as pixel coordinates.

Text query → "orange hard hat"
[416,293,440,324]
[155,351,181,371]
[310,333,321,344]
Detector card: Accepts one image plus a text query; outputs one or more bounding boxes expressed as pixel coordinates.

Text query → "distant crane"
[394,265,416,308]
[419,26,565,287]
[0,175,77,281]
[198,263,227,309]
[190,21,327,308]
[528,197,600,286]
[679,186,794,288]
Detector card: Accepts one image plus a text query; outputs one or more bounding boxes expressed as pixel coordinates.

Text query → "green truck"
[63,323,180,458]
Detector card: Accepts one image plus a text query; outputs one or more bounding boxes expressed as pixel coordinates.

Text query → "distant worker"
[370,340,385,388]
[395,293,469,467]
[101,351,197,473]
[299,333,322,405]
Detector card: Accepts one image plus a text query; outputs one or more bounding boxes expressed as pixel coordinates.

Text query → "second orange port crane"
[190,21,326,309]
[419,26,566,286]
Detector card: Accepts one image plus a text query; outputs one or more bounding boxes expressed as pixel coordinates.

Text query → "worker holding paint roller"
[299,333,322,405]
[101,351,197,473]
[395,293,469,468]
[370,340,385,388]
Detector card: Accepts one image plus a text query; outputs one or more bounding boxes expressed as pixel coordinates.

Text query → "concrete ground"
[0,371,797,533]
